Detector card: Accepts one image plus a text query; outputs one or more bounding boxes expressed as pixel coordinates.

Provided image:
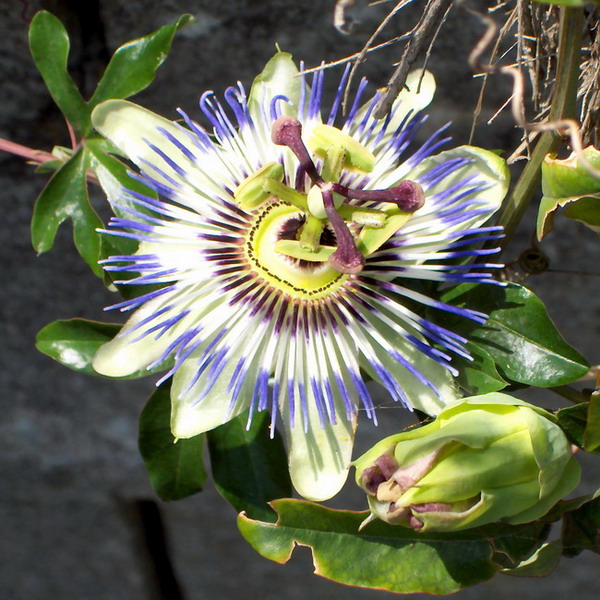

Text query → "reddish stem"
[0,137,56,164]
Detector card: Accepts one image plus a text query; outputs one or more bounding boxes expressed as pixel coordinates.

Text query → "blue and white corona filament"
[91,53,509,500]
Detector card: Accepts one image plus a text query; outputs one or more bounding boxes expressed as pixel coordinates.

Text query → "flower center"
[245,201,347,300]
[234,117,426,279]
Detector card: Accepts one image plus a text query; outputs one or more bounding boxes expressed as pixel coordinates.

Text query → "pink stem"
[0,137,56,164]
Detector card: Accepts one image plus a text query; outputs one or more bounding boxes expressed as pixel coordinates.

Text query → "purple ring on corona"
[90,53,509,500]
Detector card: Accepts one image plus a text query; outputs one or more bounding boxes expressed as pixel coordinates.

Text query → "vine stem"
[0,137,56,165]
[497,6,584,253]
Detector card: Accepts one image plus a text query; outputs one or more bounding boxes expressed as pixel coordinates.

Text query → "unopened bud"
[354,393,581,532]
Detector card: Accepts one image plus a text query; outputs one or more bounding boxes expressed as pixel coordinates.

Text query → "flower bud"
[354,393,580,532]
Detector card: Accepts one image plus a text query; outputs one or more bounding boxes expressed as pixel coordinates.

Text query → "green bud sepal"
[354,393,581,532]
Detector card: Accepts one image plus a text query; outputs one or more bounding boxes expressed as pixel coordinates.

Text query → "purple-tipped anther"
[322,188,365,274]
[271,116,321,183]
[333,180,425,212]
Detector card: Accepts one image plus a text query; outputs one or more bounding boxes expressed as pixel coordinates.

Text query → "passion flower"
[355,393,581,531]
[90,52,508,500]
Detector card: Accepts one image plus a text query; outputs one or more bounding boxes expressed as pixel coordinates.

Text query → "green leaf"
[584,391,600,452]
[454,342,507,395]
[239,500,496,594]
[36,318,172,378]
[500,541,562,577]
[207,410,292,522]
[28,11,91,136]
[556,397,600,454]
[537,147,600,239]
[238,500,556,594]
[89,15,194,108]
[556,403,588,448]
[562,495,600,557]
[139,381,207,501]
[31,148,104,277]
[491,522,551,567]
[439,283,589,387]
[543,492,597,522]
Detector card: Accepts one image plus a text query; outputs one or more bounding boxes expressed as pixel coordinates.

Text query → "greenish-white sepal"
[444,393,557,421]
[248,53,309,186]
[506,458,581,525]
[170,349,249,439]
[350,69,436,147]
[92,100,189,181]
[93,295,188,377]
[90,151,127,206]
[248,52,304,122]
[398,145,509,210]
[518,404,574,497]
[281,388,356,502]
[384,146,509,242]
[92,100,233,203]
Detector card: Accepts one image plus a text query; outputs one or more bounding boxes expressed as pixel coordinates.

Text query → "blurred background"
[1,1,598,598]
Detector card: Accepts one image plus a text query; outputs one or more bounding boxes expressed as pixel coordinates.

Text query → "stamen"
[321,188,364,274]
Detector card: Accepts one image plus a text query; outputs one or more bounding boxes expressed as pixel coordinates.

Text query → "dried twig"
[342,0,416,114]
[301,33,412,75]
[468,3,518,144]
[463,1,599,179]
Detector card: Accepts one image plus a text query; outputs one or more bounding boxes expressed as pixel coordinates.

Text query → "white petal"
[387,145,510,224]
[356,310,461,416]
[170,349,248,439]
[92,101,191,177]
[93,296,187,377]
[92,100,236,198]
[281,383,357,501]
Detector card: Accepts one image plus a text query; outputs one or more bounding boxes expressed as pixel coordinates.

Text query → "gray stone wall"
[1,1,598,598]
